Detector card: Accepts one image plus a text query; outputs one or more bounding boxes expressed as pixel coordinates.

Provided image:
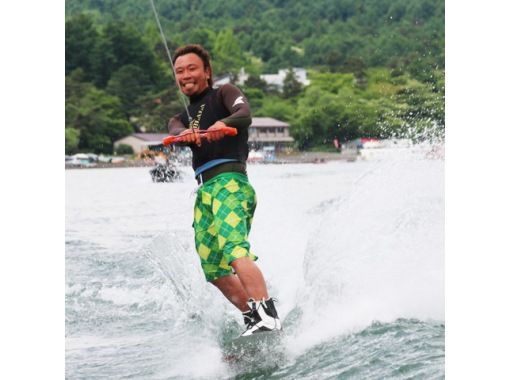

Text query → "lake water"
[66,145,444,379]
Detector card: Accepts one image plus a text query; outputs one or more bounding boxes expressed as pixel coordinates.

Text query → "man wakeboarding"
[167,44,282,336]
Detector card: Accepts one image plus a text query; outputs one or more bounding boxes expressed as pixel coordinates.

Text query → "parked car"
[66,153,97,167]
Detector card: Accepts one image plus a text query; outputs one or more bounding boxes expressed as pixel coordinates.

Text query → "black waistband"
[196,162,247,185]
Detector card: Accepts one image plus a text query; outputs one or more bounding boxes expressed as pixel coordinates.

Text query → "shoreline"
[65,151,357,169]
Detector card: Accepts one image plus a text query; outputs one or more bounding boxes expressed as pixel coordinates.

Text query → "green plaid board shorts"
[193,172,258,282]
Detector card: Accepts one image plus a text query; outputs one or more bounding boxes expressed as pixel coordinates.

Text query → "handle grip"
[162,127,237,146]
[222,126,238,136]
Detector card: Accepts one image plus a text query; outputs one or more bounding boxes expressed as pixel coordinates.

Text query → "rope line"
[149,0,192,123]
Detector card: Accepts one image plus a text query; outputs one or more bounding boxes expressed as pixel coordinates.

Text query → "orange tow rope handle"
[162,126,238,146]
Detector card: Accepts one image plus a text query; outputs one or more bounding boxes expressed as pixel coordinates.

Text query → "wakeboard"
[223,330,284,364]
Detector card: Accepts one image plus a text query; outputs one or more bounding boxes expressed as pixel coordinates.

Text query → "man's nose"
[180,69,192,79]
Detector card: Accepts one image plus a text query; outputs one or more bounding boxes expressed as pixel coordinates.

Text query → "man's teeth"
[184,83,194,88]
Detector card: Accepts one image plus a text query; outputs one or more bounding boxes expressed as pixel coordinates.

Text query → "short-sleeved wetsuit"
[168,84,258,282]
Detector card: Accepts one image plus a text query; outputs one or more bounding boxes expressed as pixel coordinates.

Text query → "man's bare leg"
[212,257,269,310]
[230,257,269,300]
[212,274,250,312]
[231,258,281,335]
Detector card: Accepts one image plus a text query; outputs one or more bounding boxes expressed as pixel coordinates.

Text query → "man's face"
[174,53,211,97]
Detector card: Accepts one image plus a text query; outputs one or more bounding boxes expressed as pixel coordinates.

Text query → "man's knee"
[230,256,258,272]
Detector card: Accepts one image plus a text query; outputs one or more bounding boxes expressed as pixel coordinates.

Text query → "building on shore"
[249,117,294,151]
[113,133,168,155]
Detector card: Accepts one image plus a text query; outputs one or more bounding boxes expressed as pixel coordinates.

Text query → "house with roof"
[249,117,294,150]
[113,133,168,155]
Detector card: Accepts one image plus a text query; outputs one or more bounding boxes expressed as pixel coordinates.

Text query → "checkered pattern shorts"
[193,172,258,282]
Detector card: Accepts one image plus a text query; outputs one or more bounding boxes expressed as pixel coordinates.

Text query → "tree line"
[65,0,444,154]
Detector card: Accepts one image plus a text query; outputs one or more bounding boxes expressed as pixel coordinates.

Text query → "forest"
[65,0,444,154]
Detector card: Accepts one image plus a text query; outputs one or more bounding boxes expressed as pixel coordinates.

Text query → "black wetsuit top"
[167,84,252,171]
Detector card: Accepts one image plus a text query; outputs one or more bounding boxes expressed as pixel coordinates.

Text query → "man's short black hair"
[173,44,213,87]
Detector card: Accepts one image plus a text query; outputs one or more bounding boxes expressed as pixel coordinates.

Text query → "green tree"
[244,75,268,92]
[213,29,244,75]
[66,74,133,153]
[256,95,296,122]
[396,77,444,127]
[135,88,183,132]
[343,57,367,87]
[241,88,264,111]
[115,144,134,155]
[186,27,216,52]
[282,69,303,99]
[106,64,150,117]
[65,128,80,154]
[292,87,347,148]
[65,13,100,79]
[92,21,162,88]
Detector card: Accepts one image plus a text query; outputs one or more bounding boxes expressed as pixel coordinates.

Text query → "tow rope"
[148,0,192,123]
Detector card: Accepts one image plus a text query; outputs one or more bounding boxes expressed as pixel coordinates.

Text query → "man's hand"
[206,121,229,142]
[178,128,202,146]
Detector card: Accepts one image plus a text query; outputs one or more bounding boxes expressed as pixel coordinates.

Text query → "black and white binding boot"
[241,298,282,336]
[242,309,254,329]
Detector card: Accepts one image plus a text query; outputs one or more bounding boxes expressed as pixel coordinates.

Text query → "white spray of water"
[282,146,444,356]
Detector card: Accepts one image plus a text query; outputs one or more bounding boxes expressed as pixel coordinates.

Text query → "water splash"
[66,148,444,379]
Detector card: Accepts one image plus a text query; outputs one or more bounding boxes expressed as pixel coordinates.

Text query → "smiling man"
[167,44,281,336]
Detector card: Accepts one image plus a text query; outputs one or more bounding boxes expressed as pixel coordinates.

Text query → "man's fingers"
[177,128,227,144]
[179,129,201,145]
[192,130,201,146]
[207,131,218,142]
[206,130,225,142]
